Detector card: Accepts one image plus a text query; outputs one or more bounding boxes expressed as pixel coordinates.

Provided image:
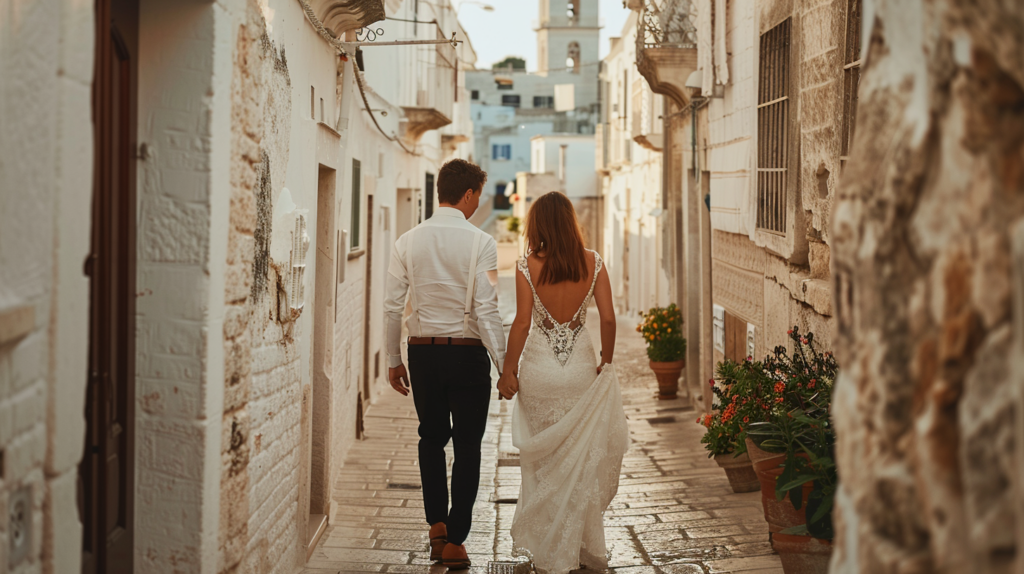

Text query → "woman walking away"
[497,191,630,574]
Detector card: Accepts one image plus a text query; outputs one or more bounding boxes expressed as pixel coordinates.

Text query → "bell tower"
[536,0,600,76]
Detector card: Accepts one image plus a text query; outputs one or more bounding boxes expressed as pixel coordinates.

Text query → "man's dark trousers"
[407,343,492,545]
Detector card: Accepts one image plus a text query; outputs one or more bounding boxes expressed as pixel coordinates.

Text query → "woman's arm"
[593,263,616,372]
[497,266,533,398]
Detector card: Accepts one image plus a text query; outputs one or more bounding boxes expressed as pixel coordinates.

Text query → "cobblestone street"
[303,304,783,574]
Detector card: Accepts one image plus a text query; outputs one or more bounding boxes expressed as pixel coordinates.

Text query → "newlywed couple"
[383,159,631,574]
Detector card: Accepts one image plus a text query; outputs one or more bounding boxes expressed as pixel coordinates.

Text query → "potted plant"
[637,304,686,399]
[697,369,758,493]
[744,327,839,574]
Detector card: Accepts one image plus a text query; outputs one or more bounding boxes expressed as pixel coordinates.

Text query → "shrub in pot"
[637,304,686,399]
[744,328,839,574]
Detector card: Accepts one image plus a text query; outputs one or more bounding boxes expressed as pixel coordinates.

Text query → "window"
[756,18,792,234]
[492,144,512,161]
[567,0,579,23]
[425,173,435,220]
[566,41,581,73]
[493,182,511,210]
[533,95,554,108]
[471,89,480,100]
[501,94,521,107]
[841,0,862,167]
[350,159,361,249]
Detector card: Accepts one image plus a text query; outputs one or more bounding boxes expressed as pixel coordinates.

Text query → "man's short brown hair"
[437,159,487,204]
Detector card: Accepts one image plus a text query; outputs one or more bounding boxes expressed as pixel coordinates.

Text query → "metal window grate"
[841,0,862,162]
[756,18,792,234]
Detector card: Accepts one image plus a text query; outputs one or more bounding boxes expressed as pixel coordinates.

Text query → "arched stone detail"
[311,0,386,37]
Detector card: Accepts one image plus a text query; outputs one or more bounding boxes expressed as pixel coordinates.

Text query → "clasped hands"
[497,370,518,400]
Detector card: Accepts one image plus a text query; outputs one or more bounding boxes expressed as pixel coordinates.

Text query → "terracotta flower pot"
[771,533,833,574]
[714,451,760,493]
[746,437,785,467]
[753,458,812,533]
[649,359,685,400]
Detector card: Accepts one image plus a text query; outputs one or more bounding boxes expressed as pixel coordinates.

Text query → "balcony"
[631,81,663,151]
[309,0,386,37]
[635,0,699,108]
[402,28,456,144]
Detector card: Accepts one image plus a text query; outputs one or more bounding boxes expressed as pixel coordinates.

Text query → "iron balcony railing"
[636,0,697,61]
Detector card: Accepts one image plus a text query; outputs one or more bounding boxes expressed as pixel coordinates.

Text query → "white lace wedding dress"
[510,252,631,574]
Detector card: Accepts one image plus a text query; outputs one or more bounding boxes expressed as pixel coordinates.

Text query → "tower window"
[567,41,581,74]
[533,96,554,108]
[567,0,579,24]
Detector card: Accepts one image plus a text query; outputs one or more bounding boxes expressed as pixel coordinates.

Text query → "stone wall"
[219,2,301,573]
[831,1,1024,572]
[0,0,95,571]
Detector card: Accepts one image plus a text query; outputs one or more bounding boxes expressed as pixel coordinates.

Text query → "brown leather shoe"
[428,523,447,562]
[441,543,471,570]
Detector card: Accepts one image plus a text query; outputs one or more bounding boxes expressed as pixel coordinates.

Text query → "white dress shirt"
[384,207,506,370]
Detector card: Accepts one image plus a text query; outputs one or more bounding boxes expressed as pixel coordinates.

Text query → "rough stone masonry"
[830,1,1024,573]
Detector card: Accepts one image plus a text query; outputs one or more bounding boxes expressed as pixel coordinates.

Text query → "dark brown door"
[80,0,138,572]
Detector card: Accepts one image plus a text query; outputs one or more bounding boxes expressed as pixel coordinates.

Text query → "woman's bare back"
[525,251,597,324]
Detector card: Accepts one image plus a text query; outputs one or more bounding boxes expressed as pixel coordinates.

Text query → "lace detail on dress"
[516,252,604,367]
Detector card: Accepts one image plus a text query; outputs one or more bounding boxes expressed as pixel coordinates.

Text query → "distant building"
[467,0,602,226]
[597,10,671,315]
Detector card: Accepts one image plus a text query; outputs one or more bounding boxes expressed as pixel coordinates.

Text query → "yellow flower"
[667,328,672,333]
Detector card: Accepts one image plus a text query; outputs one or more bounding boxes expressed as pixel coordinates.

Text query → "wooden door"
[81,0,138,572]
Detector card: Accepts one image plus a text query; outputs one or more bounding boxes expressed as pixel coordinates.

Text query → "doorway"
[80,0,138,572]
[396,188,413,237]
[309,164,336,550]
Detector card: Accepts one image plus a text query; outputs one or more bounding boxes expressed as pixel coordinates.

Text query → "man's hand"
[497,371,519,400]
[389,364,410,396]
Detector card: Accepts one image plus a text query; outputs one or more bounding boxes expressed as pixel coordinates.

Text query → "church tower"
[536,0,600,76]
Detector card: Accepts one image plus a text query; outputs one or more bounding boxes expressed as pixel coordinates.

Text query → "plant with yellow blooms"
[637,304,686,362]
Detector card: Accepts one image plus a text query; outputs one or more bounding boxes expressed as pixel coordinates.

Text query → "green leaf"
[779,524,810,536]
[777,475,818,493]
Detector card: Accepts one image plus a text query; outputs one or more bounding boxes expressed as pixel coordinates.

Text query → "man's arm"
[384,237,411,395]
[474,236,506,371]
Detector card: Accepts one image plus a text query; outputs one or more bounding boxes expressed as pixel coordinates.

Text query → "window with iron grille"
[501,94,521,107]
[841,0,862,167]
[533,95,554,108]
[756,18,792,234]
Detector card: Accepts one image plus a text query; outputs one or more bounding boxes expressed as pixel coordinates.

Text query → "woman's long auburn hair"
[524,191,587,285]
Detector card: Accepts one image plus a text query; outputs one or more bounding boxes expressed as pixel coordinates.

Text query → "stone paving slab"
[302,315,782,574]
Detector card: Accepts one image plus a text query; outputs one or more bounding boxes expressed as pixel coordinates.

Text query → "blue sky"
[454,0,632,71]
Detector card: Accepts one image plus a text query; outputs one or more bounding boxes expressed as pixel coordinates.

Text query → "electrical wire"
[296,0,421,156]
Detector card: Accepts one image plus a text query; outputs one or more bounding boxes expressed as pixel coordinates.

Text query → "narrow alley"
[303,307,783,573]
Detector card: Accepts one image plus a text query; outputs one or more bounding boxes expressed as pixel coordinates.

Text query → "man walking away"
[383,159,505,570]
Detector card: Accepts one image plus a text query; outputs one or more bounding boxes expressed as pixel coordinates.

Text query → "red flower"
[787,329,793,335]
[773,382,785,394]
[743,416,749,423]
[774,396,784,403]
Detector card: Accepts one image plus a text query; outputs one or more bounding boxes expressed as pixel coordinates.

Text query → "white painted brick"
[135,266,209,322]
[138,194,211,265]
[48,467,82,574]
[136,416,207,481]
[10,331,45,394]
[11,381,45,437]
[138,377,204,419]
[5,423,46,483]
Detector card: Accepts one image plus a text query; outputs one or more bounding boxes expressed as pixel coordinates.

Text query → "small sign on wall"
[713,305,725,354]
